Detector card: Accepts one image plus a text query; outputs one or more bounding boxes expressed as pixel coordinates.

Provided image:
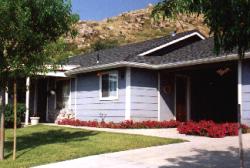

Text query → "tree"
[153,1,250,167]
[0,0,79,160]
[44,39,81,63]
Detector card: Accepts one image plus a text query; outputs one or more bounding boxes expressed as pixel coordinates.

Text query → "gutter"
[65,53,250,76]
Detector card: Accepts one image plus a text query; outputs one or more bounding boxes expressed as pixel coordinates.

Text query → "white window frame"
[99,71,119,101]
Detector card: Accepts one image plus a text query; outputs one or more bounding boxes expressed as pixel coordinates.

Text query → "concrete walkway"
[35,125,250,168]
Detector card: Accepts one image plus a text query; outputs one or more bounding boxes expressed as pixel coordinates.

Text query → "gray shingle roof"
[65,30,205,68]
[127,37,218,65]
[66,29,244,76]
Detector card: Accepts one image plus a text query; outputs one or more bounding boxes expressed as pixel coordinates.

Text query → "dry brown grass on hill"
[65,5,209,55]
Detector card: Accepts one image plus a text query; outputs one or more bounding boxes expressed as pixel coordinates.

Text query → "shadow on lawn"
[5,128,99,158]
[159,147,250,168]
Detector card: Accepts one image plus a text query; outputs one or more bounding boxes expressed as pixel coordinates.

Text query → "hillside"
[65,4,210,55]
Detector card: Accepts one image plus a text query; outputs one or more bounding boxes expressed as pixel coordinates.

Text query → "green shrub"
[3,104,26,128]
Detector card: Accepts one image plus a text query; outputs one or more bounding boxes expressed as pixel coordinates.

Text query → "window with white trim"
[100,71,118,100]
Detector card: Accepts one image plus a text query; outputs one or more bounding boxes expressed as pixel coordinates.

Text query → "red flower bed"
[58,119,180,129]
[58,119,249,138]
[177,120,249,138]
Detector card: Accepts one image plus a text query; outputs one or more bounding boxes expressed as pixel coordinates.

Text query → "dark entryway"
[36,78,48,122]
[176,76,189,122]
[190,63,238,123]
[173,62,238,123]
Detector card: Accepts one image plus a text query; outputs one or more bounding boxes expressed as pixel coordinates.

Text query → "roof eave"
[65,53,250,76]
[138,31,206,56]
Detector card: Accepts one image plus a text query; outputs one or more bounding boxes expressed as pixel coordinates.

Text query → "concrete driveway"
[35,125,250,168]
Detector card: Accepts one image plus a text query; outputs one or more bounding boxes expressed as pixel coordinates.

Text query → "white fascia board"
[59,65,81,71]
[45,65,80,71]
[138,32,206,56]
[38,71,67,77]
[65,63,127,76]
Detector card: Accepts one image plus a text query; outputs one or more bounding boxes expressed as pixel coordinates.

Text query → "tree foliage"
[0,0,79,160]
[0,0,79,78]
[44,39,81,63]
[152,0,250,57]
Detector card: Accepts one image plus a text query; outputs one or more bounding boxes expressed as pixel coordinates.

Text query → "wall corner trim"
[157,72,161,121]
[74,77,78,119]
[125,67,131,120]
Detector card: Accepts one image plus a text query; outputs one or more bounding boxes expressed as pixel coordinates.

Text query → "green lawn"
[0,125,184,168]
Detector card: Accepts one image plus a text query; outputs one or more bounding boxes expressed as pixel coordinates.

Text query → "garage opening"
[190,63,238,123]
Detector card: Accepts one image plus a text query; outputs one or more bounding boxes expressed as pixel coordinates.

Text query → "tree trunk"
[0,82,6,160]
[13,79,17,160]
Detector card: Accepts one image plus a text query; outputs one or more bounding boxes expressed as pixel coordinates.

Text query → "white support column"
[125,67,131,120]
[238,60,243,116]
[5,86,8,105]
[74,77,77,119]
[238,59,244,168]
[25,77,30,126]
[157,72,161,121]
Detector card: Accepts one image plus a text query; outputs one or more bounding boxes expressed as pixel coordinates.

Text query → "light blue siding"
[74,70,126,122]
[242,60,250,125]
[130,68,158,121]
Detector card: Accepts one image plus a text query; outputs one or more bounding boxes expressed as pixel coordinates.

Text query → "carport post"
[25,77,30,126]
[238,59,244,168]
[5,87,8,105]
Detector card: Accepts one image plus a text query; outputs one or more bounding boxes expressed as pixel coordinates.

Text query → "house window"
[100,71,118,100]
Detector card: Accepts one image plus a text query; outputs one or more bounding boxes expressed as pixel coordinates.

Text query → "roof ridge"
[123,29,204,61]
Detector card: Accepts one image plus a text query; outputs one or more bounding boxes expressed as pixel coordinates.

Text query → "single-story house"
[7,30,250,125]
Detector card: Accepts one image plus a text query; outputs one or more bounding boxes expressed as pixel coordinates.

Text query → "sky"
[71,0,160,21]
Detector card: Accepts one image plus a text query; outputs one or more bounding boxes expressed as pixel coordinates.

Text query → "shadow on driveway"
[159,147,250,168]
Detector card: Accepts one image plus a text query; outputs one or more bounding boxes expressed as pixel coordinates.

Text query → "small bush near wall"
[4,104,26,128]
[177,120,249,138]
[58,119,180,129]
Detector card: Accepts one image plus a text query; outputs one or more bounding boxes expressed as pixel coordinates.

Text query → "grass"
[0,125,184,168]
